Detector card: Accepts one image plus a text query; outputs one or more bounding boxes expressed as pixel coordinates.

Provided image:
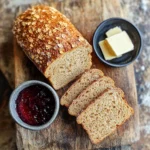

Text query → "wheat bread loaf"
[13,5,92,90]
[60,69,104,107]
[68,76,115,116]
[77,87,134,144]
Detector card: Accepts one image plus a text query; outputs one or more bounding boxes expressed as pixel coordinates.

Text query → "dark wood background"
[0,0,150,150]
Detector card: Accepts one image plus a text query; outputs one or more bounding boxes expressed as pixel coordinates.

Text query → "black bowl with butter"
[93,18,142,67]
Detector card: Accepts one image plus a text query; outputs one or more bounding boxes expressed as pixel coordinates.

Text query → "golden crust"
[13,5,91,73]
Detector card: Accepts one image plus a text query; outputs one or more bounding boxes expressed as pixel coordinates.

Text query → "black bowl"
[93,18,143,67]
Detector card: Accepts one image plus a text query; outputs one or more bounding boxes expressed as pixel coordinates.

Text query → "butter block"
[99,40,117,60]
[106,27,122,37]
[106,31,134,56]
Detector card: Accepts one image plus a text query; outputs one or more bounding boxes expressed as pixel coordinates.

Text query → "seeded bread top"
[13,5,91,73]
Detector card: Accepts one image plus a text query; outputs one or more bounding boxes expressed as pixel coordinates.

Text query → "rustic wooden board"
[14,0,140,149]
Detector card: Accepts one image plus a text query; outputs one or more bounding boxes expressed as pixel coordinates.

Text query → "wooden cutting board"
[14,0,140,149]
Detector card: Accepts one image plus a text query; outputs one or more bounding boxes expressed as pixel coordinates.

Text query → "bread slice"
[60,69,104,107]
[77,87,134,144]
[68,76,115,116]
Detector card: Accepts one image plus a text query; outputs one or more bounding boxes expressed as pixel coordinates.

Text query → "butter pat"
[99,40,116,60]
[106,27,122,37]
[106,31,134,56]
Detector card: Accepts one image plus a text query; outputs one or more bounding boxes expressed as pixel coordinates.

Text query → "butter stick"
[106,27,122,37]
[106,31,134,56]
[99,40,117,60]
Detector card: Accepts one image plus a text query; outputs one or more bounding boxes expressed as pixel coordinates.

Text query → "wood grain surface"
[13,0,140,149]
[0,29,15,88]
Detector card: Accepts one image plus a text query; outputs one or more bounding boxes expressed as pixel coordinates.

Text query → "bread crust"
[13,5,92,74]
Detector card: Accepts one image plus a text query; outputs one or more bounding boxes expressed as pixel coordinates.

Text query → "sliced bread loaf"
[13,5,93,90]
[60,69,104,107]
[68,76,115,116]
[77,87,134,144]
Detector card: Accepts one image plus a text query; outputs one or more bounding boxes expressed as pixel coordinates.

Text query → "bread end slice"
[77,87,134,144]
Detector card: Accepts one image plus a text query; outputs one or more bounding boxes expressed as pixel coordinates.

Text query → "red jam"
[16,84,55,126]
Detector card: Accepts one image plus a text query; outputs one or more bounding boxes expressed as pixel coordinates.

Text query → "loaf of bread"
[13,5,92,90]
[68,76,115,116]
[60,69,104,107]
[77,87,134,144]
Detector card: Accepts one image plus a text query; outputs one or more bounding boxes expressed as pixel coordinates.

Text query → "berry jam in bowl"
[9,80,59,130]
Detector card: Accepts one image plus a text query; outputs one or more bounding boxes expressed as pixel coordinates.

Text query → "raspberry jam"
[16,84,55,126]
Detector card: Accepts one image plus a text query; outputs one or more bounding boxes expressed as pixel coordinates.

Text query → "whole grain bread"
[60,69,104,107]
[77,87,134,144]
[13,5,92,90]
[68,76,115,116]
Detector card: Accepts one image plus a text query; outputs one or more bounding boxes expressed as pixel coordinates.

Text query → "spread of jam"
[16,84,55,126]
